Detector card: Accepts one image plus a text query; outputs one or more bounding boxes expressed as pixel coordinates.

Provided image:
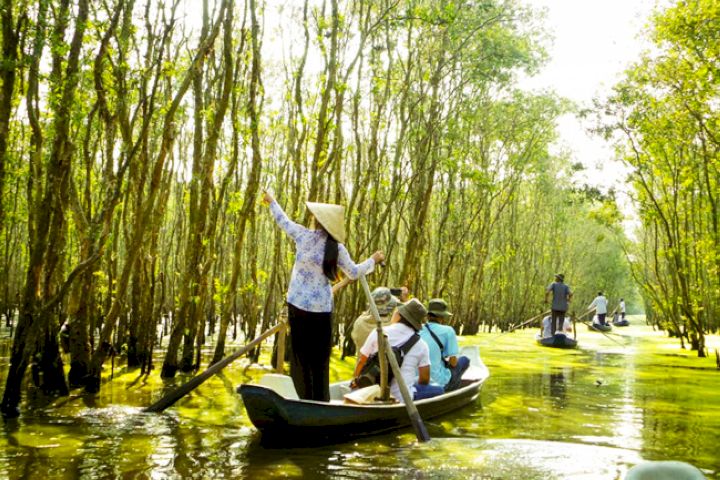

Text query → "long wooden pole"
[509,310,552,333]
[145,322,286,413]
[275,324,286,373]
[384,339,431,442]
[359,274,389,400]
[331,276,353,294]
[579,320,626,346]
[359,273,430,442]
[481,310,552,347]
[576,312,626,347]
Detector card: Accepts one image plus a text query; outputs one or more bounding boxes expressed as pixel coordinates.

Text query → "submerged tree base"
[84,375,101,394]
[161,364,179,379]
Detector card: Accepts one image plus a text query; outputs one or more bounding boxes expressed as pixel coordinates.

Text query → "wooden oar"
[508,310,552,332]
[358,274,390,400]
[331,276,353,294]
[478,310,552,347]
[144,322,286,413]
[332,260,385,294]
[359,273,430,442]
[578,319,626,346]
[384,337,431,441]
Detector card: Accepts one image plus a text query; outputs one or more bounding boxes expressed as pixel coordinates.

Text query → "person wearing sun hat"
[350,287,400,356]
[263,191,385,402]
[354,298,445,402]
[420,298,470,392]
[544,273,573,335]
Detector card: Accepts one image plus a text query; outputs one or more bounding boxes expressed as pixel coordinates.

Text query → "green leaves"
[602,0,720,352]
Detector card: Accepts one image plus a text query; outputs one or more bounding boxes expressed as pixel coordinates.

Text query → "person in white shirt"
[588,292,609,326]
[542,315,572,338]
[541,316,553,338]
[619,298,626,320]
[354,299,444,402]
[263,191,384,402]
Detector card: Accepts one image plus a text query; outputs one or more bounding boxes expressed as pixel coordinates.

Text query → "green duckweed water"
[1,317,718,479]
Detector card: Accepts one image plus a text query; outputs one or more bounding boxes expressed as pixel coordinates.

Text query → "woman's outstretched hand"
[371,251,385,264]
[262,191,274,206]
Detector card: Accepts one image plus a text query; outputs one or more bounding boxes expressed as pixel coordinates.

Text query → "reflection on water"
[548,369,568,408]
[0,322,719,479]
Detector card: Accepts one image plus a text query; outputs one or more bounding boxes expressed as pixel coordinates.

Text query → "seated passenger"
[541,316,553,338]
[420,299,470,392]
[354,299,443,402]
[542,315,571,338]
[351,287,399,354]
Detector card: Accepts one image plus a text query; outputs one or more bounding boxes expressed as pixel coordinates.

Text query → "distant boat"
[238,346,489,444]
[589,321,612,332]
[536,333,578,349]
[612,314,629,327]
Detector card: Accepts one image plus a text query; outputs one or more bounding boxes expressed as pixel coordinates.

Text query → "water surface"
[1,318,718,479]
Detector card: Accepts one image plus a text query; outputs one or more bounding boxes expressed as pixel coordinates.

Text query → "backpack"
[353,333,421,389]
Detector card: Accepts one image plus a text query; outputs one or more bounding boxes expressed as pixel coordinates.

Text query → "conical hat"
[306,201,346,243]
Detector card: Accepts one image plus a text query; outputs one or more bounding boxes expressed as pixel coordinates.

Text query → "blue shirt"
[270,200,375,312]
[547,282,571,311]
[419,322,459,387]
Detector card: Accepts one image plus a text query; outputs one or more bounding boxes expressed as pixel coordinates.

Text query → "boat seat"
[329,382,352,401]
[460,345,481,367]
[258,374,299,400]
[459,345,490,382]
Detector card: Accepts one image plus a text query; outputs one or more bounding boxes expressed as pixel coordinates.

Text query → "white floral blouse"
[270,200,375,313]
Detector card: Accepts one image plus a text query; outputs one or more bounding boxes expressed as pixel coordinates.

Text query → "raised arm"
[263,191,305,241]
[337,246,384,280]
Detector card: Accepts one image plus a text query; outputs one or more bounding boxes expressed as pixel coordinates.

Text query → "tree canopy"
[0,0,641,416]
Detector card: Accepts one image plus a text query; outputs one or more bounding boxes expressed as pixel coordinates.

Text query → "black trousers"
[551,309,566,334]
[287,303,332,402]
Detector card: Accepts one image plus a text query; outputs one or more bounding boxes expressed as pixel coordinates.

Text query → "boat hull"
[589,323,612,332]
[613,320,629,327]
[238,377,485,442]
[536,333,577,349]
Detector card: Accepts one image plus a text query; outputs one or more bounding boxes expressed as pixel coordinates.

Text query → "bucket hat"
[370,287,400,316]
[427,298,452,318]
[397,298,427,331]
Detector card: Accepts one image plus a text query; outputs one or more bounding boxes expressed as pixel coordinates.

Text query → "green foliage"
[602,0,720,351]
[0,0,641,399]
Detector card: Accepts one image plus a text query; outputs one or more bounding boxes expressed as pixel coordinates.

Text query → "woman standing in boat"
[262,191,384,402]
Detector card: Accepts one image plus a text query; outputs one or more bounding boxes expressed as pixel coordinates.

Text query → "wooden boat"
[612,314,629,327]
[237,346,489,444]
[588,322,612,332]
[536,333,578,349]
